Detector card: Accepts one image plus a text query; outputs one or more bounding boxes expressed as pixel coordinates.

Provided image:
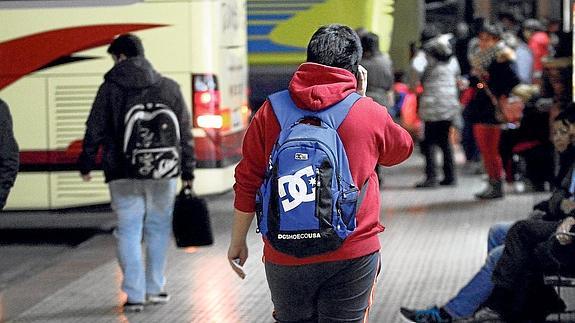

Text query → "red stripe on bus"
[18,130,245,165]
[0,24,166,90]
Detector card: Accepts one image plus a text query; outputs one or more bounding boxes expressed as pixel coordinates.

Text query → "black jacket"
[546,164,575,222]
[78,57,195,182]
[467,48,520,125]
[0,99,19,209]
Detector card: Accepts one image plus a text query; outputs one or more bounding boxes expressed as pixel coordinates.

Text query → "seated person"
[400,109,575,322]
[484,170,574,322]
[483,108,575,321]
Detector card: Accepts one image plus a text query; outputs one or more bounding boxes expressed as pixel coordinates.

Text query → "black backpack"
[122,84,181,179]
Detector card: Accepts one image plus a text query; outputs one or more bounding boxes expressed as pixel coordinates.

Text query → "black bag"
[172,185,213,248]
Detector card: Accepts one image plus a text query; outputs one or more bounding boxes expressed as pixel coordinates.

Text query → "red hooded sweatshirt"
[234,63,413,265]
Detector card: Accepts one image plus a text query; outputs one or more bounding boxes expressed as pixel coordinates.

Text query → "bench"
[544,274,575,322]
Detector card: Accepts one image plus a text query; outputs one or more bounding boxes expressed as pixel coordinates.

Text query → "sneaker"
[400,306,451,322]
[123,301,144,313]
[146,292,170,305]
[471,307,504,322]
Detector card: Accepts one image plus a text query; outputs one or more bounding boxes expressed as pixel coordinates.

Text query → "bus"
[246,0,398,109]
[0,0,249,210]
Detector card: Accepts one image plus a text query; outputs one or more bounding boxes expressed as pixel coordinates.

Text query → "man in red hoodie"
[227,24,413,322]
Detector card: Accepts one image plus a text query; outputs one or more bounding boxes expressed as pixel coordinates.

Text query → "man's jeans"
[109,178,177,303]
[444,222,512,318]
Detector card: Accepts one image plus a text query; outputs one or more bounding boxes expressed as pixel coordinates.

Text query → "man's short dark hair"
[306,24,362,76]
[107,34,145,58]
[360,32,381,57]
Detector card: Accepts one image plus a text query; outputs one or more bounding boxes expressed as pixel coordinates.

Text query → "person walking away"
[468,23,520,199]
[360,31,394,108]
[228,24,413,322]
[359,31,395,189]
[412,33,462,188]
[78,34,195,312]
[0,98,19,210]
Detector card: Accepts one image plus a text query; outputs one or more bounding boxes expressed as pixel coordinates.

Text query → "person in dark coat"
[78,34,195,313]
[0,98,19,210]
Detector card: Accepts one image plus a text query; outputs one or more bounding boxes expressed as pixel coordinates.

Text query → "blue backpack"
[256,90,368,258]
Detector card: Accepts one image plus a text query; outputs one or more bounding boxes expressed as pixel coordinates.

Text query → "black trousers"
[420,120,455,181]
[492,219,560,289]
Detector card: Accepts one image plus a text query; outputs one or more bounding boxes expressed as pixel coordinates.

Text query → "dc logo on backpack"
[278,165,316,212]
[256,90,369,258]
[123,102,181,179]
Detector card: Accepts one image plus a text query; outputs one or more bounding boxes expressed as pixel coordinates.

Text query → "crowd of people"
[392,13,575,323]
[1,6,572,321]
[75,17,575,320]
[389,13,573,200]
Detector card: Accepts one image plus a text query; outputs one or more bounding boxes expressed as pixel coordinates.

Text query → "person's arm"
[407,51,427,91]
[377,111,414,166]
[174,85,196,187]
[228,101,277,278]
[381,53,394,91]
[0,100,19,209]
[227,208,255,279]
[548,169,573,219]
[0,100,19,185]
[78,84,110,181]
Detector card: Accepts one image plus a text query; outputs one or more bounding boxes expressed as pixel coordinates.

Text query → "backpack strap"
[269,90,362,129]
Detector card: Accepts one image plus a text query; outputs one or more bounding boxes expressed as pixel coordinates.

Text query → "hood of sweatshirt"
[288,62,358,111]
[104,56,161,89]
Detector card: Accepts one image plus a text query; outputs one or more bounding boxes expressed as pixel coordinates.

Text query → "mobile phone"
[231,258,246,279]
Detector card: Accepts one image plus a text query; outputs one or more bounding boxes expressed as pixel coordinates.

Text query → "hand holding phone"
[230,258,246,279]
[357,65,368,97]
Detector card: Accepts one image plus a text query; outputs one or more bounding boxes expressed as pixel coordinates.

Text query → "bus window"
[0,0,249,209]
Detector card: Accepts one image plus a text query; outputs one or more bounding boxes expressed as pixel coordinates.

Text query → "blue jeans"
[109,178,177,303]
[265,252,381,322]
[487,222,512,252]
[444,222,512,318]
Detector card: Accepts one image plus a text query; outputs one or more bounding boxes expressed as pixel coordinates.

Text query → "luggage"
[172,185,213,248]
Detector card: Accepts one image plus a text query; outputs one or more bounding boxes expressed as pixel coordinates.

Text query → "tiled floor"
[1,155,572,322]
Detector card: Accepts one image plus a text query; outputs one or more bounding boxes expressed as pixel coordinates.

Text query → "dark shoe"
[123,301,144,313]
[415,179,438,188]
[400,306,452,322]
[475,180,503,199]
[439,178,456,186]
[146,292,170,305]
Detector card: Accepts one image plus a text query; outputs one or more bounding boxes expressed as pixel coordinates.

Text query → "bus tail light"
[192,74,222,129]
